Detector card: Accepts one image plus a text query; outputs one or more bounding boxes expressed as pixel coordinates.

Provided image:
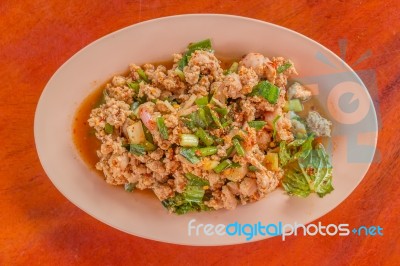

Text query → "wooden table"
[1,1,399,265]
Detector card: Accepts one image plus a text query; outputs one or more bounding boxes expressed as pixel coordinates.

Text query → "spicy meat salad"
[85,39,333,214]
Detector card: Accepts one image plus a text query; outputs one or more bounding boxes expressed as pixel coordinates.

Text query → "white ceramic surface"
[34,14,378,246]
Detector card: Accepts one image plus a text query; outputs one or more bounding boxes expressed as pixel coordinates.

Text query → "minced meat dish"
[84,39,333,214]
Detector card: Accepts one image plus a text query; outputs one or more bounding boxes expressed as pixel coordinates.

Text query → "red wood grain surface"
[1,1,399,265]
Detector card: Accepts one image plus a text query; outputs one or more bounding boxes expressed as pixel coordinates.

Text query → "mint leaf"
[280,136,333,197]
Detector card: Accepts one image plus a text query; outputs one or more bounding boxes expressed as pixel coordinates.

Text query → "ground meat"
[95,135,131,185]
[139,83,161,100]
[112,75,127,87]
[107,85,134,104]
[88,97,132,138]
[163,114,179,128]
[287,82,312,101]
[152,184,174,201]
[186,50,223,81]
[221,186,237,210]
[239,53,266,77]
[238,66,259,95]
[306,111,332,137]
[256,171,279,195]
[183,65,201,85]
[222,73,243,99]
[239,178,258,197]
[276,114,294,142]
[240,98,256,121]
[151,65,167,86]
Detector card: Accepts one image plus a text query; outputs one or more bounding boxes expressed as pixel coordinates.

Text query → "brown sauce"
[72,86,103,172]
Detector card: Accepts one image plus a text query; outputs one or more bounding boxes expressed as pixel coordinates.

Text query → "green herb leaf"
[213,159,232,173]
[178,39,213,70]
[214,107,228,117]
[180,147,201,164]
[161,172,211,214]
[129,144,146,156]
[137,69,149,83]
[174,68,185,81]
[195,128,214,146]
[248,165,259,172]
[188,39,212,51]
[280,135,334,198]
[232,138,245,156]
[128,82,140,93]
[124,183,135,192]
[195,96,209,107]
[277,62,292,74]
[248,120,267,130]
[104,123,114,134]
[224,62,239,75]
[156,116,169,140]
[249,81,280,104]
[197,146,218,157]
[184,173,209,186]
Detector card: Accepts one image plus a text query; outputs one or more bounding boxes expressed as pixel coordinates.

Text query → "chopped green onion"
[195,96,209,107]
[230,162,241,168]
[248,165,259,172]
[272,115,281,140]
[104,123,114,134]
[129,144,146,156]
[156,116,169,140]
[180,134,199,147]
[221,119,233,128]
[142,141,156,151]
[190,111,207,129]
[180,148,201,164]
[248,120,267,130]
[249,81,280,104]
[225,146,235,158]
[213,159,232,174]
[195,128,214,146]
[174,68,185,81]
[224,62,239,75]
[203,106,214,125]
[210,109,222,128]
[141,123,154,143]
[182,117,197,131]
[232,138,245,156]
[214,107,228,117]
[232,134,244,141]
[137,68,149,83]
[197,108,209,127]
[214,137,224,145]
[124,183,135,192]
[277,62,292,73]
[128,82,140,93]
[283,99,303,112]
[197,146,218,157]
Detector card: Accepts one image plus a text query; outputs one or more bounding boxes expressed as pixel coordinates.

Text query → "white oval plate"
[35,14,378,246]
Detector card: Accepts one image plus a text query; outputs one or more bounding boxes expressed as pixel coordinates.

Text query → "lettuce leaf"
[161,173,211,214]
[298,143,333,197]
[280,136,333,197]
